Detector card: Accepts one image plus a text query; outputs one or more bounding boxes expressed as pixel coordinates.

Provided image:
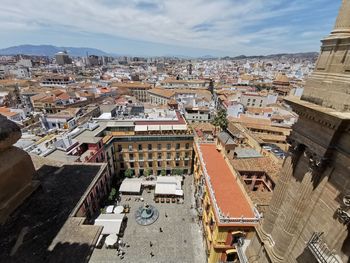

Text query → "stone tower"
[246,1,350,262]
[0,115,38,224]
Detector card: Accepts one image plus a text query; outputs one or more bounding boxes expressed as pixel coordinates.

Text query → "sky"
[0,0,342,57]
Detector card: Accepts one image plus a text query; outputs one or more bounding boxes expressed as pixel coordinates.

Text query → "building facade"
[193,142,261,263]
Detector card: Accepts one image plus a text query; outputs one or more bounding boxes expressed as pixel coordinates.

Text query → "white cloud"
[0,0,339,55]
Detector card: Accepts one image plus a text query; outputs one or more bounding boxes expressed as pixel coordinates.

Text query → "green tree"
[124,168,134,178]
[212,109,228,131]
[144,168,152,177]
[161,169,166,176]
[172,168,183,175]
[108,188,116,202]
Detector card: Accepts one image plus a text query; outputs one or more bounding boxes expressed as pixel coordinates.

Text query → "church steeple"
[330,0,350,37]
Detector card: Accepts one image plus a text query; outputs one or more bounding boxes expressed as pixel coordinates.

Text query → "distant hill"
[225,52,318,60]
[0,44,112,57]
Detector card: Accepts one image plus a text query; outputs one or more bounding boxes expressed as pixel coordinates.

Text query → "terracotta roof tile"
[200,144,254,218]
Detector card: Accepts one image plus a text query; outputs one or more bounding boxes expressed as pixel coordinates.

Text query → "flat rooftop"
[45,148,80,163]
[0,163,104,263]
[200,144,254,219]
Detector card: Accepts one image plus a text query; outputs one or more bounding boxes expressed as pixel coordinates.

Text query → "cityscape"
[0,1,349,263]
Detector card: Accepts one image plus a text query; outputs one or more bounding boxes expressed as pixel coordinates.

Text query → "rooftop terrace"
[197,143,261,225]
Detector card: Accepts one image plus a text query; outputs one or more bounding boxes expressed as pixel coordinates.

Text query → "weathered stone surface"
[0,115,37,224]
[246,1,350,262]
[0,115,21,151]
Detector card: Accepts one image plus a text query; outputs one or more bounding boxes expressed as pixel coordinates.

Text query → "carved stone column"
[270,147,327,261]
[260,141,303,240]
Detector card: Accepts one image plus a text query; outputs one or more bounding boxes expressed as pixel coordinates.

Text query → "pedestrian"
[150,241,153,247]
[159,227,163,232]
[165,212,168,218]
[150,252,154,257]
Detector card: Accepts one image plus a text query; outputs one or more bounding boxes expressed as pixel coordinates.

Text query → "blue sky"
[0,0,342,56]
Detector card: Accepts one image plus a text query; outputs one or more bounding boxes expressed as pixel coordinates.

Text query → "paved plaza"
[90,175,206,263]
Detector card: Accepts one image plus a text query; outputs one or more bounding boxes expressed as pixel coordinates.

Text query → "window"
[157,144,161,150]
[128,144,133,151]
[176,152,180,159]
[158,153,162,159]
[185,143,190,149]
[130,162,134,168]
[148,153,153,160]
[148,162,153,167]
[129,153,134,161]
[148,144,152,150]
[139,154,144,161]
[167,153,171,159]
[185,160,189,166]
[176,143,180,150]
[167,143,171,150]
[138,144,142,151]
[117,145,122,152]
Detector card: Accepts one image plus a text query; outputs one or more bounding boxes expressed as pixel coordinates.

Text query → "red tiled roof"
[200,144,254,218]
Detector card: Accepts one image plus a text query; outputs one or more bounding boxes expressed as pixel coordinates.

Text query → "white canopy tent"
[119,178,142,194]
[94,214,125,235]
[154,176,183,196]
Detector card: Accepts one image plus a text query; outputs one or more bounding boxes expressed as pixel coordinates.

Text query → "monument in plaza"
[246,1,350,262]
[135,203,159,226]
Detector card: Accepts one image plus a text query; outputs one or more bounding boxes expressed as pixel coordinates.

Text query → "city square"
[90,175,206,263]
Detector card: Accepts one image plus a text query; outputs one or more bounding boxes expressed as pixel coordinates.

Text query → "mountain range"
[0,44,111,57]
[0,44,318,59]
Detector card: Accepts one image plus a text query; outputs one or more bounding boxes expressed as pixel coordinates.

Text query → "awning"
[119,179,142,193]
[135,125,148,132]
[148,125,160,131]
[160,125,172,131]
[172,124,187,130]
[155,183,177,195]
[94,214,125,235]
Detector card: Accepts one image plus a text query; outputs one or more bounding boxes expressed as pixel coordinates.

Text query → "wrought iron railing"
[195,142,261,225]
[307,232,343,263]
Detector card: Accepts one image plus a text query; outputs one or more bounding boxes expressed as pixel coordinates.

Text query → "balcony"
[307,232,343,263]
